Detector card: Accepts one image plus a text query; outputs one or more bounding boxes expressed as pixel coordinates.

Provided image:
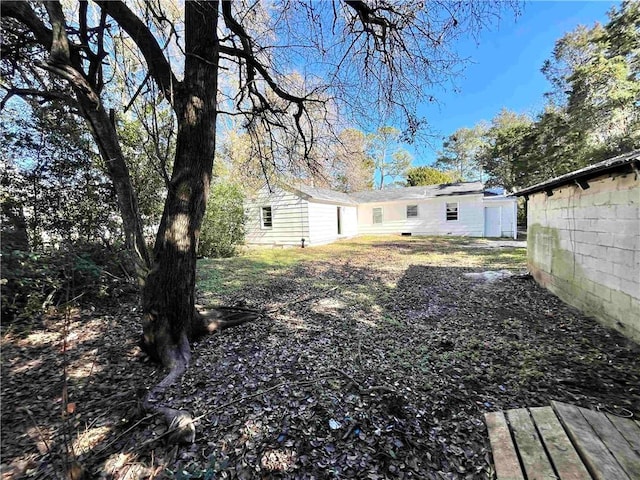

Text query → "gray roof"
[284,181,497,205]
[515,150,640,197]
[292,185,359,205]
[350,181,486,203]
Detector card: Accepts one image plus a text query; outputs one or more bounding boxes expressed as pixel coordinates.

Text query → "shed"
[515,150,640,343]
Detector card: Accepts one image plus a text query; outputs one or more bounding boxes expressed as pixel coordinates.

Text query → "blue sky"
[412,0,618,166]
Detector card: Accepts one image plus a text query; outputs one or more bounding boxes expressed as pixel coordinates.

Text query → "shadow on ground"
[2,236,638,479]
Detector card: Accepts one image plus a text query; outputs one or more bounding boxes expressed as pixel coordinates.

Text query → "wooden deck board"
[485,411,525,480]
[580,407,640,479]
[529,406,591,480]
[505,408,555,480]
[552,401,631,480]
[607,413,640,452]
[486,402,640,480]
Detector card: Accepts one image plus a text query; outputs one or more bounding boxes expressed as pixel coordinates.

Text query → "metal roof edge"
[483,195,518,201]
[514,150,640,197]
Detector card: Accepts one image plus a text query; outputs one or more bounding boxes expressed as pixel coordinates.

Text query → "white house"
[245,182,517,247]
[352,182,516,238]
[244,185,359,247]
[515,150,640,343]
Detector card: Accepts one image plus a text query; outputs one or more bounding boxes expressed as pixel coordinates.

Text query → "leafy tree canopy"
[405,166,455,186]
[367,126,413,189]
[469,1,639,192]
[435,124,489,182]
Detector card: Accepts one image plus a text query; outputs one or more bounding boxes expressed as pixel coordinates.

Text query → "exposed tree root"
[140,307,261,444]
[142,333,195,444]
[193,306,263,336]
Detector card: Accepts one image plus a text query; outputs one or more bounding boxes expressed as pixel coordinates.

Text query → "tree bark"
[77,95,151,278]
[141,1,220,368]
[2,0,151,278]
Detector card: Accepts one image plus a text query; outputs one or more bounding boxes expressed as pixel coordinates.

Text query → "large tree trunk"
[141,1,220,368]
[137,3,222,443]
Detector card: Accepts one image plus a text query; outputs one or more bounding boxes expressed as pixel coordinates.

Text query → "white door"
[484,206,501,237]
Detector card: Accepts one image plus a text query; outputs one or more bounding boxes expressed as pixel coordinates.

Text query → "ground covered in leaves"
[2,236,639,479]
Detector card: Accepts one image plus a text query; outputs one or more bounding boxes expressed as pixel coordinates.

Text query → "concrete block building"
[516,150,640,343]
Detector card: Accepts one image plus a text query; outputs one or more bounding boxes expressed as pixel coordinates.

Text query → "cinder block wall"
[527,173,639,343]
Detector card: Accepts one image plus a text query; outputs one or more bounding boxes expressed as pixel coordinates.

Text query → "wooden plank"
[552,401,630,480]
[580,407,640,479]
[530,406,592,480]
[485,411,525,480]
[506,408,556,480]
[607,413,640,452]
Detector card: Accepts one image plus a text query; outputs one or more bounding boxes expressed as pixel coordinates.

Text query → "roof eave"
[514,152,640,198]
[354,191,485,204]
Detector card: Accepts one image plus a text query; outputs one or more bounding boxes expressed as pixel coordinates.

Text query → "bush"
[1,242,132,324]
[198,182,245,258]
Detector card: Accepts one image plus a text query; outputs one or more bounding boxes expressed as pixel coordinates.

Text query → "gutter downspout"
[300,198,306,247]
[513,200,518,239]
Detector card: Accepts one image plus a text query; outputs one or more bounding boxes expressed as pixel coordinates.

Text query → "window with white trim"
[372,207,383,224]
[261,206,273,228]
[406,204,418,218]
[446,202,458,221]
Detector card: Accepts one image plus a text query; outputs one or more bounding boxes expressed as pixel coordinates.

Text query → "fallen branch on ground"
[331,366,397,394]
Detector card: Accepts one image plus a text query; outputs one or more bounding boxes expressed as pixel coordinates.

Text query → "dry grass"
[197,235,527,298]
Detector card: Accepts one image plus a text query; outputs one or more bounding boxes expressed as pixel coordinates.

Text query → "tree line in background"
[436,1,639,191]
[222,0,639,192]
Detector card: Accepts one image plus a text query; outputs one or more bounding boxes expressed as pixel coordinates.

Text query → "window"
[406,205,418,218]
[372,207,383,224]
[446,202,458,221]
[261,206,273,228]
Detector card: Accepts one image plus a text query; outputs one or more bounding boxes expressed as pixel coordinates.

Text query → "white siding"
[244,188,309,246]
[245,186,517,245]
[308,202,358,245]
[357,195,486,236]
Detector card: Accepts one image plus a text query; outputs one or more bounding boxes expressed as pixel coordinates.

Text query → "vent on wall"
[401,232,412,236]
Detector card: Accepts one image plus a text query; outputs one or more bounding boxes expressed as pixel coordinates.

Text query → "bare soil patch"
[2,236,638,479]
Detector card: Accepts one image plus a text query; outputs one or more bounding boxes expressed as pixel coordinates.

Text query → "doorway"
[484,206,502,237]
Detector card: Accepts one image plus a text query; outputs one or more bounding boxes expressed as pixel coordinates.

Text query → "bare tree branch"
[0,87,79,111]
[2,1,53,48]
[94,0,179,106]
[43,1,71,64]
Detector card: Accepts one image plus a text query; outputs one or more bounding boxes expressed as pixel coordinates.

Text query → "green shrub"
[1,242,132,323]
[198,182,245,258]
[1,250,62,321]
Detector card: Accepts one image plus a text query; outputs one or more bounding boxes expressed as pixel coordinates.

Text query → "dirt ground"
[2,236,639,479]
